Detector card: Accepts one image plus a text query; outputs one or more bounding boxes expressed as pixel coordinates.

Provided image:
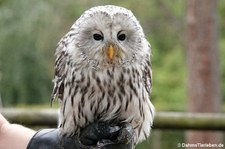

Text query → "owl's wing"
[51,28,77,103]
[51,40,68,102]
[143,57,152,96]
[142,42,152,96]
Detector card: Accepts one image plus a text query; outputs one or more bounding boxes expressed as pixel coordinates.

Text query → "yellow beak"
[107,45,114,60]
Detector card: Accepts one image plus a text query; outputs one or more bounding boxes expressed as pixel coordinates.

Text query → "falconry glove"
[27,122,134,149]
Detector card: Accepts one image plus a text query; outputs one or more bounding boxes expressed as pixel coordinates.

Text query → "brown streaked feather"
[143,57,152,96]
[51,44,67,102]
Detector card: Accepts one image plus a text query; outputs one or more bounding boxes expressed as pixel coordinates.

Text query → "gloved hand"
[26,122,134,149]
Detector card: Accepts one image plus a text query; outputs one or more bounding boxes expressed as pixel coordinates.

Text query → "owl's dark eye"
[117,33,126,41]
[93,33,103,41]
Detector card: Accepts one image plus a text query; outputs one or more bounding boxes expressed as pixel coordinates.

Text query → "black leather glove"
[27,122,134,149]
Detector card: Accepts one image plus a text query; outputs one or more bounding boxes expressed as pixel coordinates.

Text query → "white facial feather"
[59,5,150,69]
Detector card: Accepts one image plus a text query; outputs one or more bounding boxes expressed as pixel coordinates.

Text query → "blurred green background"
[0,0,225,148]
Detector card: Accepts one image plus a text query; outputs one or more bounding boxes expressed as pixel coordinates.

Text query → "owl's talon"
[97,139,115,148]
[117,123,134,144]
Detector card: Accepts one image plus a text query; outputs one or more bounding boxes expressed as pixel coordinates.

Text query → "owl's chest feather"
[59,62,154,144]
[62,65,143,124]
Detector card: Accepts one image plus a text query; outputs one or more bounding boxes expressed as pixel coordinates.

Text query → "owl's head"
[63,5,150,69]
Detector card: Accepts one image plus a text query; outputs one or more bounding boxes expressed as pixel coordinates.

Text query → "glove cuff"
[26,129,94,149]
[26,129,60,149]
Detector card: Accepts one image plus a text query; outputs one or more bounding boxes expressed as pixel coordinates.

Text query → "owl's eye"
[117,33,126,41]
[93,33,103,41]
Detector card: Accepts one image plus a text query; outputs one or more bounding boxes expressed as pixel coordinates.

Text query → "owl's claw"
[79,122,120,146]
[97,139,115,147]
[116,123,134,144]
[96,122,134,148]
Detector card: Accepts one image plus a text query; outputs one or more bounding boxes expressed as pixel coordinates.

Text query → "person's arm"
[0,113,36,149]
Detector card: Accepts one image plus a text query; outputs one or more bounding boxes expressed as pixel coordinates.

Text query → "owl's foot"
[96,122,134,149]
[116,122,134,144]
[79,122,120,146]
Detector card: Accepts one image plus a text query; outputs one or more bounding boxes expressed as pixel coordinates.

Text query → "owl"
[52,5,155,146]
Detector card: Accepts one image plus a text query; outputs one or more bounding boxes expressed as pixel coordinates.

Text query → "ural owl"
[52,5,154,146]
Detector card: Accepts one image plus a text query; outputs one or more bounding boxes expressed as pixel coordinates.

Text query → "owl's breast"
[60,64,153,143]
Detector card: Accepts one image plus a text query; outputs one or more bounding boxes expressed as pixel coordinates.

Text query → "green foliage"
[0,0,55,105]
[220,39,225,102]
